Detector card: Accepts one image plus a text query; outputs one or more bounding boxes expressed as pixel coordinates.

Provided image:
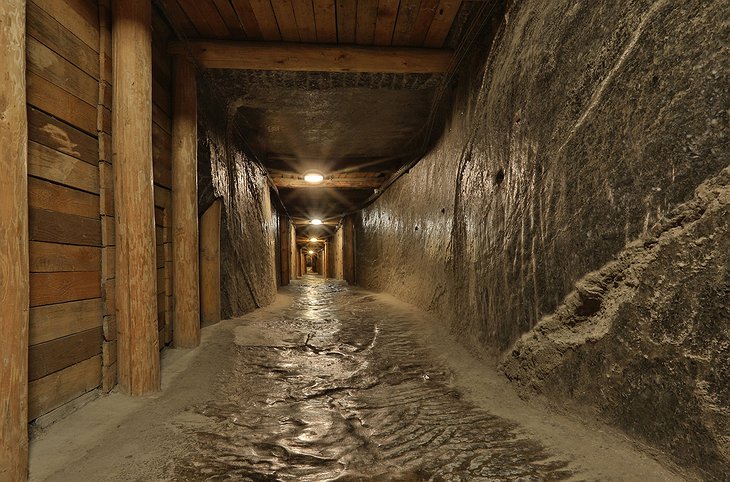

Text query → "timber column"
[112,0,160,395]
[171,56,200,347]
[0,2,29,479]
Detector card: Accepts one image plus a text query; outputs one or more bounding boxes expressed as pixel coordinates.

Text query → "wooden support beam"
[271,177,383,189]
[0,1,29,479]
[168,40,452,73]
[112,0,160,396]
[279,216,290,286]
[323,242,329,280]
[171,56,200,348]
[343,215,356,285]
[200,200,221,327]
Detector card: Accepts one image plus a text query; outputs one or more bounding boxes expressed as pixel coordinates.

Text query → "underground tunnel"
[0,0,728,480]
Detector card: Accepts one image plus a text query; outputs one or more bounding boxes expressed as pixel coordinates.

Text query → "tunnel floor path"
[30,276,687,481]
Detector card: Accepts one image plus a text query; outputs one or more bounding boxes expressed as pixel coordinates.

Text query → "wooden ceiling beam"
[169,40,452,73]
[272,177,383,189]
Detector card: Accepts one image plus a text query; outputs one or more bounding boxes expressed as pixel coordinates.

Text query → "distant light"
[308,250,314,255]
[309,237,318,242]
[310,219,322,225]
[303,172,324,184]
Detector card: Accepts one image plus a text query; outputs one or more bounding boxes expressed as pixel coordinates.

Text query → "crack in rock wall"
[198,80,278,319]
[356,0,729,476]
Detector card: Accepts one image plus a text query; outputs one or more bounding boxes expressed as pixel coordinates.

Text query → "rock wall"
[198,80,278,319]
[356,0,728,475]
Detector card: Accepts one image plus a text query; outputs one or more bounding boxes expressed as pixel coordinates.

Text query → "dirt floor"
[29,276,695,481]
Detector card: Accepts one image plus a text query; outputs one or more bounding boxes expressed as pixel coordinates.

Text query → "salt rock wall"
[356,0,728,475]
[198,81,278,319]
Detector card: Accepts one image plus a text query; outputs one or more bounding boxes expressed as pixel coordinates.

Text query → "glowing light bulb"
[309,237,318,242]
[303,172,324,184]
[308,250,314,254]
[310,219,322,225]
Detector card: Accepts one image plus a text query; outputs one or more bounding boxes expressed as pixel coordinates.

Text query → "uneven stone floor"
[30,276,689,481]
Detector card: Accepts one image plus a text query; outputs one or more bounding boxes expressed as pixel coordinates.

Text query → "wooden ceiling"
[159,0,462,48]
[158,1,469,243]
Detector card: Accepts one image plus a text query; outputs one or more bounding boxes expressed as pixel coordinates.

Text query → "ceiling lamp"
[303,171,324,184]
[308,250,314,254]
[310,218,322,225]
[309,237,318,242]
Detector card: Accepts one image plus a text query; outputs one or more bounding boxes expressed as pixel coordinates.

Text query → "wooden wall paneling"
[409,0,438,45]
[279,216,290,285]
[423,0,461,47]
[27,72,97,135]
[291,0,316,42]
[30,0,99,52]
[29,299,103,346]
[313,0,336,43]
[28,355,102,421]
[212,0,247,37]
[0,1,29,477]
[249,0,282,40]
[29,327,103,381]
[356,0,378,45]
[156,0,199,38]
[28,107,98,165]
[28,177,99,219]
[28,141,99,194]
[29,208,102,247]
[29,242,101,273]
[373,0,399,45]
[336,0,356,43]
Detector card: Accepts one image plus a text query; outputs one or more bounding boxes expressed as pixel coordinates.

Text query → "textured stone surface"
[503,168,729,479]
[356,0,729,475]
[197,79,278,319]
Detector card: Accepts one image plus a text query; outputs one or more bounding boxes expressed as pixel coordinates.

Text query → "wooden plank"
[153,78,172,116]
[103,247,116,279]
[356,0,379,45]
[212,0,247,37]
[28,107,98,166]
[153,102,172,134]
[27,1,100,78]
[392,0,421,46]
[30,271,101,307]
[101,216,115,246]
[28,141,100,194]
[28,355,102,420]
[271,0,300,41]
[103,280,115,317]
[230,0,263,39]
[102,340,117,367]
[29,208,102,247]
[373,0,399,45]
[103,315,116,341]
[27,71,97,136]
[271,176,383,188]
[154,185,172,208]
[156,0,199,38]
[409,0,438,45]
[170,40,453,73]
[99,162,114,215]
[29,242,101,273]
[26,36,98,107]
[248,0,281,40]
[313,0,336,43]
[28,176,100,219]
[177,0,232,38]
[102,362,117,392]
[31,0,99,52]
[336,0,356,43]
[29,327,103,381]
[423,0,461,48]
[291,0,317,42]
[29,299,103,346]
[154,162,173,189]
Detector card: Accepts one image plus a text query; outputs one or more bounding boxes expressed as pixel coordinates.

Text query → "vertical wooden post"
[343,216,356,284]
[279,216,290,285]
[171,56,200,348]
[323,242,328,280]
[200,200,221,327]
[300,251,306,276]
[112,0,160,395]
[0,2,29,479]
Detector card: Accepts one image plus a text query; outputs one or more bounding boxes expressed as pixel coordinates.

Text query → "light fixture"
[310,218,322,225]
[308,250,314,254]
[309,237,318,242]
[303,171,324,184]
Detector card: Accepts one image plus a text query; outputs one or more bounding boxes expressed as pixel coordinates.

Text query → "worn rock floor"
[30,276,690,481]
